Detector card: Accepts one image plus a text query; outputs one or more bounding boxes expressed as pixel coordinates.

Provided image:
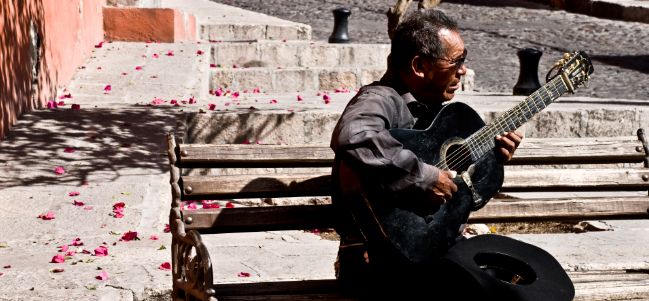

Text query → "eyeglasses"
[420,49,467,71]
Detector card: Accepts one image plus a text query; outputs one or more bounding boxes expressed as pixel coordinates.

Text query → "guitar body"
[339,102,504,264]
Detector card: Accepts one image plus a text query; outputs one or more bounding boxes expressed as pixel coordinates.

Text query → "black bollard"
[513,48,543,96]
[328,8,351,44]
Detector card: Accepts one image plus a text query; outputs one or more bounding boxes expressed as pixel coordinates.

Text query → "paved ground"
[211,0,649,100]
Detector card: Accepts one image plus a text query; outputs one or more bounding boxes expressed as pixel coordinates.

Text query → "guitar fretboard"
[465,76,568,160]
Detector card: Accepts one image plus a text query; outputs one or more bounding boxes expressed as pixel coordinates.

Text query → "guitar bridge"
[461,164,484,208]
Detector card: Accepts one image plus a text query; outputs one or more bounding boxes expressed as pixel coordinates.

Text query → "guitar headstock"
[554,51,594,93]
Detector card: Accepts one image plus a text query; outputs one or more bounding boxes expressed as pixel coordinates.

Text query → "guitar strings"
[441,80,560,171]
[440,78,564,171]
[437,78,565,171]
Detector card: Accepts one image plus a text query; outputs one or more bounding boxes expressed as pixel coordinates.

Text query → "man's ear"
[411,56,427,79]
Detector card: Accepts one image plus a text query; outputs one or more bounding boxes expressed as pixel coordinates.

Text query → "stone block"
[590,1,624,20]
[232,24,265,40]
[319,69,357,91]
[103,8,175,42]
[300,46,340,68]
[266,25,298,40]
[297,24,312,40]
[307,112,342,144]
[525,110,582,138]
[339,45,381,68]
[185,113,252,144]
[216,44,258,67]
[260,44,299,67]
[275,69,318,92]
[585,109,636,137]
[565,0,592,15]
[234,69,273,91]
[461,68,475,92]
[200,24,232,40]
[250,112,306,145]
[360,69,386,86]
[211,69,234,90]
[107,0,161,7]
[623,5,649,23]
[378,45,391,69]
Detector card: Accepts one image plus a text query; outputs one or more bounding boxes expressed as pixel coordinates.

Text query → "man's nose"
[457,63,467,76]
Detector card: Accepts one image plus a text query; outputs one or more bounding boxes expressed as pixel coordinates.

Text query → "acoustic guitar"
[337,51,594,264]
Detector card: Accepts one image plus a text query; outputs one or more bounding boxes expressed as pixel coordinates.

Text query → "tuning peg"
[564,53,570,59]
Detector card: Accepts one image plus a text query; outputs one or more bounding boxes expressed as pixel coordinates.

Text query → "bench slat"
[177,137,645,167]
[181,169,649,199]
[182,197,649,232]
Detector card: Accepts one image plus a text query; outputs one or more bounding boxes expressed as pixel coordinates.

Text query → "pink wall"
[0,0,106,140]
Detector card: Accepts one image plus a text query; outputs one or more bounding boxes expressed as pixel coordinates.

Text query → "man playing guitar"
[330,8,523,299]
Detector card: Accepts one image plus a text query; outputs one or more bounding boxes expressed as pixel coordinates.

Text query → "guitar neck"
[465,76,569,157]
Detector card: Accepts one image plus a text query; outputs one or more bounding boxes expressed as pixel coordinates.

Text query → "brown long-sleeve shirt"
[330,70,442,239]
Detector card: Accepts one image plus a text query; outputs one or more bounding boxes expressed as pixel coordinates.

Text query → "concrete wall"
[103,7,196,42]
[1,0,106,140]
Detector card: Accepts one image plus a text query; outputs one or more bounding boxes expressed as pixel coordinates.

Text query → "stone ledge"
[212,42,390,69]
[210,67,476,93]
[107,0,161,8]
[200,23,312,41]
[528,0,649,23]
[103,7,196,42]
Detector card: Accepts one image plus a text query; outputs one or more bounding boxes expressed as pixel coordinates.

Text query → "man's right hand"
[426,169,458,205]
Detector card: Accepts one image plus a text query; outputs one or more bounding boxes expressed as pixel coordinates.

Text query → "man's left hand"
[495,130,523,164]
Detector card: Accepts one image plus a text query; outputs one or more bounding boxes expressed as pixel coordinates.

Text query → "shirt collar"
[379,69,429,119]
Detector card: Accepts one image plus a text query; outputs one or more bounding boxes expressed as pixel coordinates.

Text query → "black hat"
[437,234,574,301]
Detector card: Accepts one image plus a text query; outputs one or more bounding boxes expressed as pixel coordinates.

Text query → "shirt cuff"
[416,163,439,194]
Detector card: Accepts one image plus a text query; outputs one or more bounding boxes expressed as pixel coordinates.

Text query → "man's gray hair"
[390,8,458,70]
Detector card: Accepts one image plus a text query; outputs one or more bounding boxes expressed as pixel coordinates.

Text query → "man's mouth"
[449,82,460,90]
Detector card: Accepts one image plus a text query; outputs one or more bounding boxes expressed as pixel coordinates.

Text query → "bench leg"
[171,210,216,301]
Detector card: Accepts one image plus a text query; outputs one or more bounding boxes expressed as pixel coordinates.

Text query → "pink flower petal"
[150,236,159,240]
[152,98,163,104]
[65,251,75,256]
[208,104,216,110]
[69,191,80,196]
[187,203,197,210]
[97,67,102,70]
[159,262,171,271]
[39,212,55,220]
[58,101,65,106]
[71,104,80,110]
[323,95,331,101]
[52,254,65,263]
[233,65,238,68]
[167,50,174,56]
[224,102,230,106]
[238,272,251,277]
[257,141,263,144]
[146,41,152,43]
[287,110,294,112]
[317,92,321,96]
[242,141,250,144]
[249,106,256,110]
[153,53,159,58]
[270,100,277,104]
[226,202,235,208]
[64,147,75,153]
[52,268,65,273]
[119,231,139,242]
[115,212,124,218]
[61,245,69,252]
[94,246,108,257]
[104,85,112,91]
[311,229,321,234]
[84,206,93,210]
[210,64,217,68]
[189,97,196,104]
[164,224,170,233]
[47,100,58,108]
[3,265,10,269]
[96,270,108,280]
[72,240,84,246]
[282,39,287,42]
[297,95,303,101]
[325,100,331,104]
[253,88,260,93]
[73,200,84,206]
[197,50,204,55]
[136,66,142,70]
[243,90,249,93]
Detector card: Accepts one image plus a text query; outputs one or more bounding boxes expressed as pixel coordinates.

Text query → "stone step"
[161,0,312,41]
[211,41,390,69]
[210,65,475,93]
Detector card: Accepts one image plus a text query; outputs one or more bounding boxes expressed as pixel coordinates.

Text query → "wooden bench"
[165,130,649,301]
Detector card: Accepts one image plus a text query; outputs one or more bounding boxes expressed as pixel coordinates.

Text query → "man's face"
[423,29,467,103]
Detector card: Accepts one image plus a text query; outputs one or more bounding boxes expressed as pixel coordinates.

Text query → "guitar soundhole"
[474,253,537,285]
[445,143,473,172]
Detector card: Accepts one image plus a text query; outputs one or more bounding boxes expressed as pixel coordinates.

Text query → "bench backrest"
[167,130,649,234]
